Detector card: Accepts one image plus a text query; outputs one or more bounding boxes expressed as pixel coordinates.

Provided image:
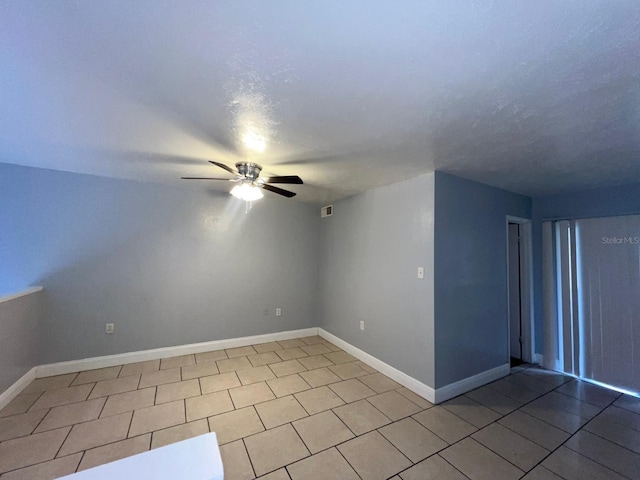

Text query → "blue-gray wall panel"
[0,290,41,392]
[320,174,435,387]
[0,163,320,364]
[434,172,531,388]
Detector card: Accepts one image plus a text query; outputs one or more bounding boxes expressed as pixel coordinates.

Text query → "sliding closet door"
[575,215,640,392]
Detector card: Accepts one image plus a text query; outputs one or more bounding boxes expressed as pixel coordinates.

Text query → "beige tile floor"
[1,335,639,479]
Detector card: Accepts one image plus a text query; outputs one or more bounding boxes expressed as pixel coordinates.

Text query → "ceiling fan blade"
[260,183,297,198]
[181,177,236,181]
[264,175,303,184]
[208,161,239,176]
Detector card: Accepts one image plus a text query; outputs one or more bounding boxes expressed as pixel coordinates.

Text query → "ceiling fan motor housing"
[236,162,262,182]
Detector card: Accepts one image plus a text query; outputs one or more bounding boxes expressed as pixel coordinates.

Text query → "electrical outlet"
[360,321,365,331]
[417,267,424,279]
[276,308,282,317]
[105,323,115,334]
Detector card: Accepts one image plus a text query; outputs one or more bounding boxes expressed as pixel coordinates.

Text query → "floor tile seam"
[237,437,257,479]
[155,386,203,406]
[489,378,546,402]
[360,396,403,423]
[33,397,109,435]
[51,425,77,461]
[330,405,392,439]
[560,435,639,478]
[408,413,456,446]
[496,413,565,451]
[457,437,527,476]
[281,420,315,463]
[550,445,633,479]
[464,376,583,437]
[292,392,317,418]
[247,427,312,478]
[24,374,78,394]
[561,400,640,458]
[551,387,612,410]
[6,390,44,417]
[332,430,411,480]
[412,395,536,458]
[293,417,355,454]
[538,387,608,421]
[24,394,98,420]
[497,396,574,434]
[0,444,74,477]
[327,382,375,404]
[196,354,229,364]
[437,399,504,431]
[469,426,553,474]
[582,423,640,455]
[253,414,398,471]
[63,431,151,466]
[393,453,472,480]
[74,375,110,388]
[612,400,640,416]
[558,429,640,468]
[330,446,364,480]
[124,404,136,439]
[20,404,53,438]
[606,404,640,427]
[540,395,630,478]
[376,422,450,462]
[119,367,157,379]
[546,380,620,423]
[462,389,525,415]
[72,450,85,474]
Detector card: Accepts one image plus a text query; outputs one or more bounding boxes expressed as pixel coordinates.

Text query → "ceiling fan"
[181,161,303,200]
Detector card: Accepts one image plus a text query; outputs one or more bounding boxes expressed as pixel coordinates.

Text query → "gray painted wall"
[531,181,640,353]
[0,290,42,392]
[0,163,320,364]
[319,174,435,387]
[434,172,531,388]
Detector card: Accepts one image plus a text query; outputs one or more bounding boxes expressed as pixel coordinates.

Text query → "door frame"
[506,216,535,364]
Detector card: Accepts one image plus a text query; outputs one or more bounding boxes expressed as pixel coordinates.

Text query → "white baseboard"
[318,329,437,403]
[3,327,511,411]
[0,367,37,411]
[37,328,318,378]
[433,363,510,404]
[318,329,511,405]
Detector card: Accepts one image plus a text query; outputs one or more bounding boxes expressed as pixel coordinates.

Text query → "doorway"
[506,216,534,366]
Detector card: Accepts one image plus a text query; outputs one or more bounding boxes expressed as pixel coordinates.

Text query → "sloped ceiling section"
[1,1,639,203]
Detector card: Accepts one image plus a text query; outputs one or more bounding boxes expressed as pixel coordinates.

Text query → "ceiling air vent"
[321,205,333,218]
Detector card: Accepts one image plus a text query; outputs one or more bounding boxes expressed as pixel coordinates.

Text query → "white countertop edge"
[0,286,44,304]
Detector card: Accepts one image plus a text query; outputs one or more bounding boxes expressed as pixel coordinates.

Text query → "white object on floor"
[57,432,223,480]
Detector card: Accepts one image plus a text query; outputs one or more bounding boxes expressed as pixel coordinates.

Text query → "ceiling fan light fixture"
[230,182,264,202]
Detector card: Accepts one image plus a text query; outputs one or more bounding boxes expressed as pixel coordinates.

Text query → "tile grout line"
[6,346,640,479]
[464,372,622,478]
[399,370,565,476]
[546,393,635,477]
[238,437,258,479]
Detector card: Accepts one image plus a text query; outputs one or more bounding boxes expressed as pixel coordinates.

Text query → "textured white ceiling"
[1,1,639,203]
